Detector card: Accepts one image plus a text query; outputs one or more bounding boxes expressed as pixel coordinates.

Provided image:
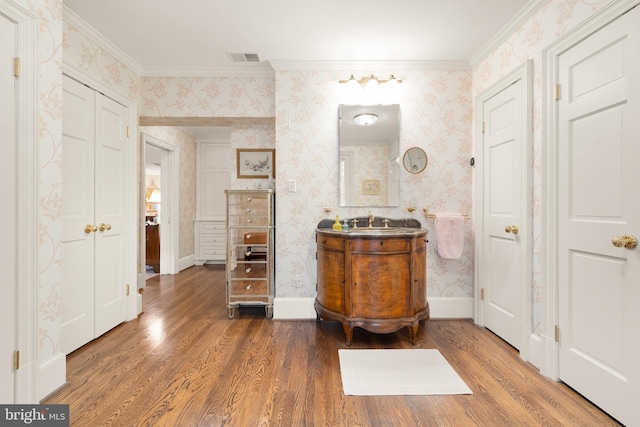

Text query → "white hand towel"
[434,213,464,259]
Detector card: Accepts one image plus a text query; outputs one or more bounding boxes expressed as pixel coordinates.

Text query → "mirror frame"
[403,147,428,174]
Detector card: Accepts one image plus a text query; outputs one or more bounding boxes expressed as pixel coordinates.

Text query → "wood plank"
[139,116,275,127]
[45,265,622,426]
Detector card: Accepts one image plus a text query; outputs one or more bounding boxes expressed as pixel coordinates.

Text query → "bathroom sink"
[344,227,417,234]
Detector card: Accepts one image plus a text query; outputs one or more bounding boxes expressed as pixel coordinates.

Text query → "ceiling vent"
[228,52,262,63]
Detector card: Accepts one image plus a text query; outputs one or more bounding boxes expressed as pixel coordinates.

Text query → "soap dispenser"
[332,215,343,230]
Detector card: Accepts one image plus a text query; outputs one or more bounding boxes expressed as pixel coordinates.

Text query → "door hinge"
[126,284,130,296]
[480,288,485,300]
[555,84,561,101]
[481,122,485,134]
[126,126,130,137]
[14,58,20,77]
[14,350,19,370]
[554,325,560,342]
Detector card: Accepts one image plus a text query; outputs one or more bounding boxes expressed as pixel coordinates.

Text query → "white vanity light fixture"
[338,74,403,88]
[353,113,378,126]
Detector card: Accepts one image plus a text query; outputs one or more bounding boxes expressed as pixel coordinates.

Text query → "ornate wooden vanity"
[315,218,429,345]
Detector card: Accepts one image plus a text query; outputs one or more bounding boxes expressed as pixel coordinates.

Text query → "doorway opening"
[141,133,179,288]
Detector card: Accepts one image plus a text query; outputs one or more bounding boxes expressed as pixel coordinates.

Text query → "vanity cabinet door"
[413,238,428,313]
[317,239,346,314]
[351,252,411,318]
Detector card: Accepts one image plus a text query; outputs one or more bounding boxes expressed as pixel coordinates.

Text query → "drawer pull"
[246,208,252,212]
[246,267,252,273]
[246,251,252,256]
[246,284,252,290]
[247,219,252,223]
[246,234,252,239]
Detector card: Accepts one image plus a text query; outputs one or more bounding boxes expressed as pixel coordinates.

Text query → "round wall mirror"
[403,147,428,174]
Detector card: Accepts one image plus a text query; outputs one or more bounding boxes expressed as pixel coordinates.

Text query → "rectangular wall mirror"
[338,104,400,207]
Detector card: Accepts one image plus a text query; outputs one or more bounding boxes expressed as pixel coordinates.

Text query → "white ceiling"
[64,0,535,73]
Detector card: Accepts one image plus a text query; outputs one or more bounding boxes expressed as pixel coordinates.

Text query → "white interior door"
[94,93,128,336]
[558,6,640,426]
[61,76,96,354]
[61,75,129,354]
[0,11,16,403]
[481,79,524,350]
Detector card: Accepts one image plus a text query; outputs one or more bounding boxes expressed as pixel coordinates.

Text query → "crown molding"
[63,6,143,75]
[470,0,546,68]
[269,60,470,71]
[141,64,275,78]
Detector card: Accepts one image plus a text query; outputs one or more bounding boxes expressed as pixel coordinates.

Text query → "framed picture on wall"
[362,179,381,195]
[237,149,276,179]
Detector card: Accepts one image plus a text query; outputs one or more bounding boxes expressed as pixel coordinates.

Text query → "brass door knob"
[99,223,111,232]
[505,225,519,234]
[612,234,638,249]
[84,224,97,233]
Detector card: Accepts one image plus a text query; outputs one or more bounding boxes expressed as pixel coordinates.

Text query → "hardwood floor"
[45,265,621,426]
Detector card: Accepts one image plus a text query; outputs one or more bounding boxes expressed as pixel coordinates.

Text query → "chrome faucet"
[368,211,374,228]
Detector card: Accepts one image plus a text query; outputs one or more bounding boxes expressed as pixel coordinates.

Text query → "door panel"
[94,90,128,337]
[558,6,640,425]
[482,80,523,349]
[61,76,96,354]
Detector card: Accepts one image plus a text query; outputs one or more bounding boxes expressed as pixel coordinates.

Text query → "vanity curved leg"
[408,323,419,345]
[227,305,236,319]
[342,323,353,346]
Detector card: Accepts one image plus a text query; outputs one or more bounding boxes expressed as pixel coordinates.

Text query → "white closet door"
[61,75,128,354]
[61,76,96,354]
[94,93,128,336]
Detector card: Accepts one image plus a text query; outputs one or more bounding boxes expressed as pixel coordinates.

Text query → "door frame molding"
[140,133,180,288]
[1,0,39,403]
[473,60,533,362]
[541,0,640,380]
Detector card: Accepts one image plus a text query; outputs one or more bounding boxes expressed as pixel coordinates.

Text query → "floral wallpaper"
[63,21,139,101]
[275,70,475,299]
[473,0,614,334]
[139,126,197,258]
[140,76,275,117]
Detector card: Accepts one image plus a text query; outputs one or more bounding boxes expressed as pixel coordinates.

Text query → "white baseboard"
[428,297,474,319]
[272,296,474,320]
[528,333,541,369]
[178,255,195,272]
[539,334,559,380]
[273,297,317,319]
[38,352,66,401]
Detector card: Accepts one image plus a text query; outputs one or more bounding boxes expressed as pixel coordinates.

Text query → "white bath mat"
[338,349,473,396]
